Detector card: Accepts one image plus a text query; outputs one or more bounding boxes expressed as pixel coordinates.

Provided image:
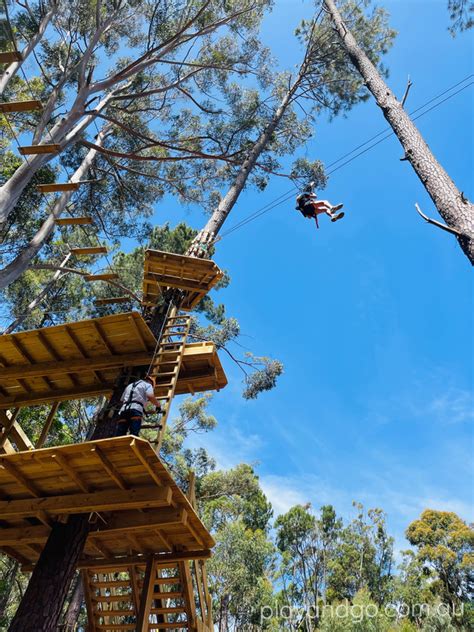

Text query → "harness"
[121,380,147,413]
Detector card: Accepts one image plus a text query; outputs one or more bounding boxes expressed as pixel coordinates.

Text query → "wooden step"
[85,273,119,281]
[0,51,23,63]
[0,99,42,113]
[150,606,185,614]
[90,580,132,589]
[38,183,80,193]
[148,624,189,630]
[93,608,135,617]
[96,626,135,631]
[55,216,93,226]
[92,594,134,603]
[18,144,60,155]
[70,247,107,255]
[151,591,182,599]
[94,297,130,306]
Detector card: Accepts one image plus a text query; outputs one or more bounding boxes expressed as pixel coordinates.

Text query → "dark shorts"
[115,408,143,437]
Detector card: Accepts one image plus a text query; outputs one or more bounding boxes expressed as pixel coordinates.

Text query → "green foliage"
[447,1,474,35]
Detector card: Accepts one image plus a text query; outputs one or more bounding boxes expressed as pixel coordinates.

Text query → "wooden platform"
[172,342,227,395]
[18,144,60,155]
[0,51,23,63]
[0,436,214,570]
[0,316,227,408]
[143,250,223,311]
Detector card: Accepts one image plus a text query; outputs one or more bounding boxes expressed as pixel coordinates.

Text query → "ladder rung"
[55,216,93,226]
[70,247,107,255]
[151,576,180,584]
[94,609,135,617]
[96,626,135,631]
[148,623,188,630]
[0,51,23,63]
[90,580,132,589]
[94,296,130,306]
[85,273,119,281]
[0,99,42,113]
[151,591,182,599]
[92,594,134,603]
[18,144,60,155]
[38,182,80,193]
[150,606,185,614]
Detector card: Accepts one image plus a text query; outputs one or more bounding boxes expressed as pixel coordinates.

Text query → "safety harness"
[121,380,147,413]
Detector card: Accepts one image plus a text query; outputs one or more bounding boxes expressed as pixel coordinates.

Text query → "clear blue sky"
[172,0,474,548]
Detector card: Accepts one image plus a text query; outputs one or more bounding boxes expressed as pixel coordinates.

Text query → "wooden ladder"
[83,560,196,631]
[145,308,191,451]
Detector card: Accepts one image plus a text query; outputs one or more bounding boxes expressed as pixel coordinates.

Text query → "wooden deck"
[0,436,214,570]
[143,250,223,311]
[0,315,227,408]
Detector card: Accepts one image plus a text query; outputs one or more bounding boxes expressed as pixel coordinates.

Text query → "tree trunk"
[0,124,108,290]
[8,515,91,632]
[324,0,474,264]
[60,573,84,631]
[0,3,57,96]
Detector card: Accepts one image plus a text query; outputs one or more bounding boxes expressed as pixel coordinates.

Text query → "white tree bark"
[0,124,108,289]
[0,2,58,96]
[324,0,474,264]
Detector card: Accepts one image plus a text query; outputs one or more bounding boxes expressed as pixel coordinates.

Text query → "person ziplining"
[115,376,162,437]
[295,182,345,229]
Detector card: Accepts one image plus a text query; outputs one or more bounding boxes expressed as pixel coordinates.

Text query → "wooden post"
[81,570,97,632]
[179,561,198,631]
[136,556,155,632]
[0,408,19,449]
[36,402,59,448]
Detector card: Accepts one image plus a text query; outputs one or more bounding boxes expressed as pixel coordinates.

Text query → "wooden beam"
[76,549,212,571]
[0,100,42,113]
[37,183,80,193]
[90,446,128,490]
[18,144,60,155]
[35,402,59,449]
[82,570,98,632]
[50,453,90,493]
[55,216,93,226]
[0,409,19,449]
[0,460,41,497]
[70,247,107,256]
[85,273,118,281]
[0,485,172,519]
[0,51,23,63]
[137,556,155,632]
[0,350,152,379]
[88,507,187,535]
[0,524,51,546]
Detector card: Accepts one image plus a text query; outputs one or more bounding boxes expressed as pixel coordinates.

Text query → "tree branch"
[414,203,463,237]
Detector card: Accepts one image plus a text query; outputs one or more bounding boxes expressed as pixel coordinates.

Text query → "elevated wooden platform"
[143,250,223,311]
[0,312,156,408]
[0,436,214,570]
[0,315,227,409]
[173,342,227,395]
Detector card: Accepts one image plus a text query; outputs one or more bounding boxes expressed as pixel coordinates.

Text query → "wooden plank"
[0,460,41,496]
[37,183,80,193]
[82,570,98,632]
[137,556,156,632]
[50,452,90,493]
[70,247,107,255]
[55,216,93,225]
[35,402,59,448]
[0,51,23,63]
[0,409,19,449]
[179,561,197,631]
[0,350,153,380]
[85,273,119,281]
[91,445,128,490]
[0,485,172,519]
[18,144,60,155]
[0,100,42,113]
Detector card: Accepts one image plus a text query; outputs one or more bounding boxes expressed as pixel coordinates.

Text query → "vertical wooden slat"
[35,402,59,448]
[136,556,155,632]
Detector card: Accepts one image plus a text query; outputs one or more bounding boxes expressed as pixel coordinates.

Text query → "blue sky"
[167,0,473,550]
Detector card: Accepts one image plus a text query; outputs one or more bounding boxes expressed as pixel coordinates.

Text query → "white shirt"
[119,380,154,413]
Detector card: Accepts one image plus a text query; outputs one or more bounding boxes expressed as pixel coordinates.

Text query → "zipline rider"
[115,376,162,437]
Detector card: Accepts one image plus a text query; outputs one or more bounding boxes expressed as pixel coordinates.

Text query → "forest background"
[0,0,472,630]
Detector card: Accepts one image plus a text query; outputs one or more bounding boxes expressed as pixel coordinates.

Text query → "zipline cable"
[219,76,474,238]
